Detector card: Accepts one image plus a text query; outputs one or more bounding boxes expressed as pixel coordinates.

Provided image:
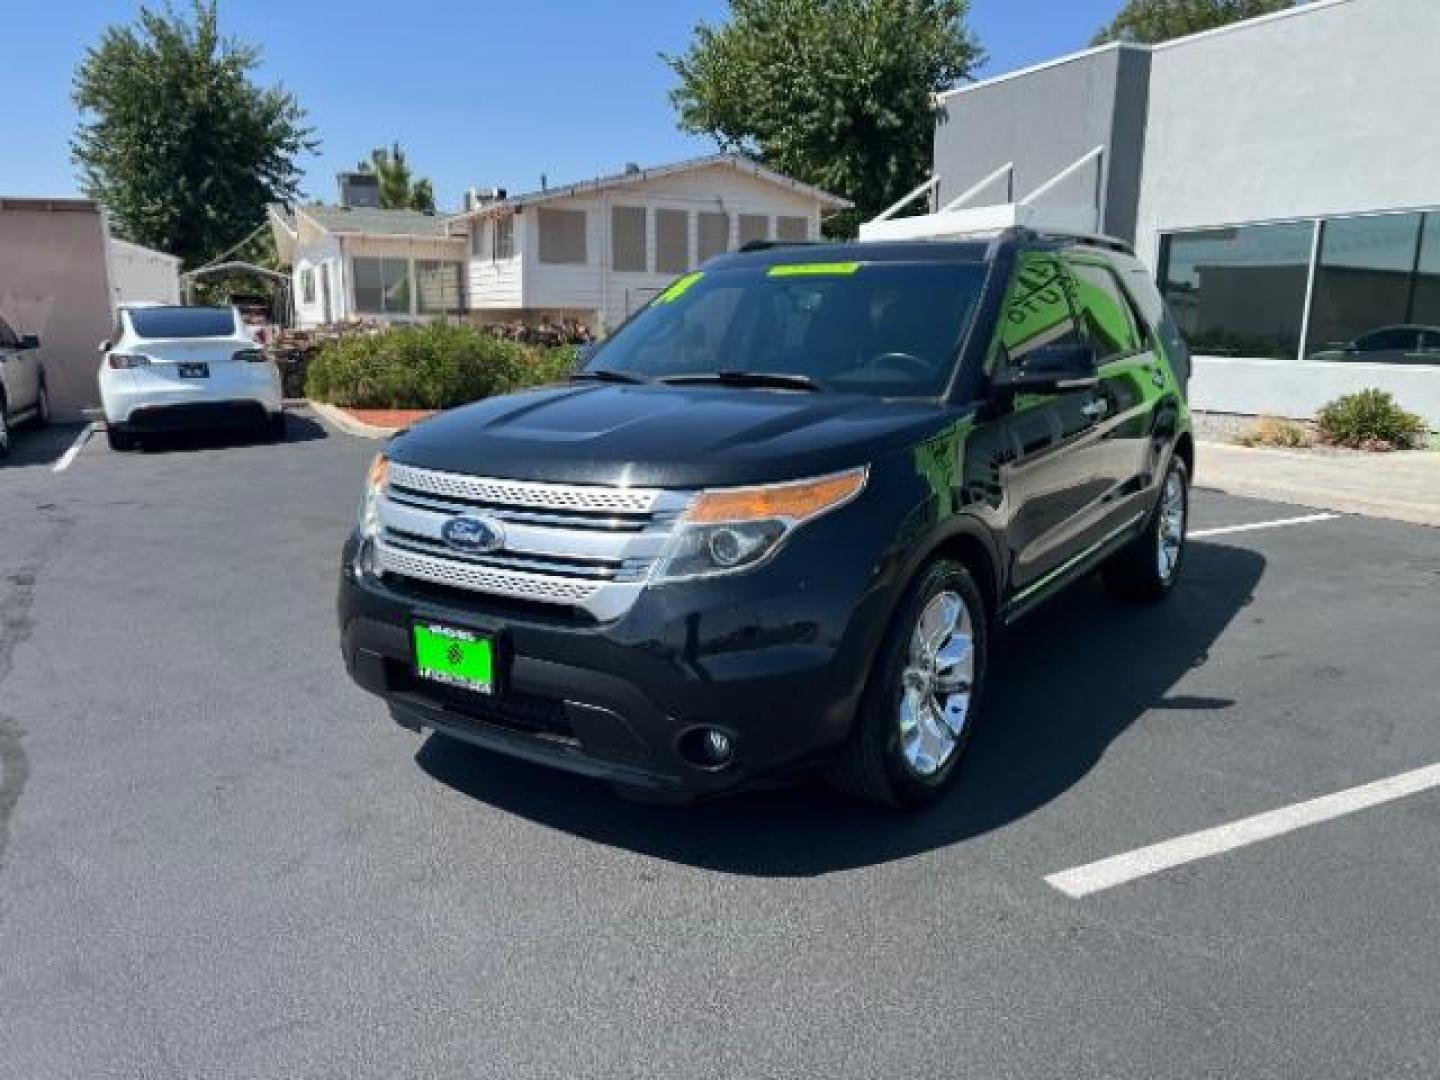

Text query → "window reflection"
[1159,222,1313,360]
[1305,212,1431,363]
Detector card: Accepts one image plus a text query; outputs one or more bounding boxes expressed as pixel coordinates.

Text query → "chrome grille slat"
[376,543,600,605]
[383,533,622,580]
[389,463,662,514]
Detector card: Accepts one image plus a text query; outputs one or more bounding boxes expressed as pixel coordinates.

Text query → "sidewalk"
[1197,441,1440,528]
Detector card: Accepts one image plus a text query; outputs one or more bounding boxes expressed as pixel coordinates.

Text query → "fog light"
[678,726,736,769]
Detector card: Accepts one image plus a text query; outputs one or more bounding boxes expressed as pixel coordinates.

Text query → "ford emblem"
[441,515,504,554]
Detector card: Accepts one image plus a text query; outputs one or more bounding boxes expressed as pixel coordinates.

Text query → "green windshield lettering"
[766,262,863,277]
[657,272,705,303]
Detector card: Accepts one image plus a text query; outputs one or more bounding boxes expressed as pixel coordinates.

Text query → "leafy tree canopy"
[1092,0,1297,45]
[72,0,315,268]
[363,143,437,212]
[666,0,982,237]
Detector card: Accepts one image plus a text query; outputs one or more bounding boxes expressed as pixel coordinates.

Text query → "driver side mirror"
[18,334,39,350]
[990,343,1099,396]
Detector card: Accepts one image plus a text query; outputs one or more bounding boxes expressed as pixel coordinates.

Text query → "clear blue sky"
[3,0,1122,208]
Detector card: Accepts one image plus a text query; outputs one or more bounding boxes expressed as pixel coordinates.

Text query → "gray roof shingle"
[299,204,451,237]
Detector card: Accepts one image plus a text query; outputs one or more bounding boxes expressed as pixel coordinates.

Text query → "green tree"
[1092,0,1297,45]
[367,143,437,212]
[72,1,315,269]
[666,0,982,237]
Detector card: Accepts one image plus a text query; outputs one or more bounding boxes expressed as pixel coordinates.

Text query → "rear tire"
[106,425,135,452]
[1103,456,1189,603]
[31,382,51,428]
[828,559,989,809]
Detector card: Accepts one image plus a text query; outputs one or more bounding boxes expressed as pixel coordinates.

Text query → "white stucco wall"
[1192,356,1440,429]
[108,239,181,305]
[1134,0,1440,266]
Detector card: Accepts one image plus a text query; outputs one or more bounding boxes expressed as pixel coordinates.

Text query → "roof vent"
[463,186,508,212]
[337,171,381,209]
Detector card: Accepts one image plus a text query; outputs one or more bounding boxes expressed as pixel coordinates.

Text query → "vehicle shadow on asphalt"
[116,412,328,454]
[416,541,1265,876]
[0,422,88,471]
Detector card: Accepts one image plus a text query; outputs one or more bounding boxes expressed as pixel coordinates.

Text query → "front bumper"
[338,519,897,797]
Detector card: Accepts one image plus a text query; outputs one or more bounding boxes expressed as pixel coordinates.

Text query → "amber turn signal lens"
[367,453,390,492]
[687,467,867,525]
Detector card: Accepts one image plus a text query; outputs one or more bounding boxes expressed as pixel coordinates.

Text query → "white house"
[269,154,850,332]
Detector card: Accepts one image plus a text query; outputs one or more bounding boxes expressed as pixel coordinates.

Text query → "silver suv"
[0,313,51,456]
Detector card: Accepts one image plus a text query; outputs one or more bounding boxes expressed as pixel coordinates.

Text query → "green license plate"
[413,622,495,695]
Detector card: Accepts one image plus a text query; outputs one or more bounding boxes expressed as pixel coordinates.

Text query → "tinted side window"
[1067,259,1141,361]
[997,254,1082,369]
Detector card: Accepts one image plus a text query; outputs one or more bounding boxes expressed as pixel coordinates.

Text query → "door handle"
[1081,399,1109,420]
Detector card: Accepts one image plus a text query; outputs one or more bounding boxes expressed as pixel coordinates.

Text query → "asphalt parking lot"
[2,411,1439,1079]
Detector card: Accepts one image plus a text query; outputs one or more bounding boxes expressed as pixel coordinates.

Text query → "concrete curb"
[1196,440,1440,528]
[307,400,402,439]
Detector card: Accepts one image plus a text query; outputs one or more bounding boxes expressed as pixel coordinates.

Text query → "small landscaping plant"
[305,322,577,410]
[1234,415,1314,449]
[1314,389,1428,451]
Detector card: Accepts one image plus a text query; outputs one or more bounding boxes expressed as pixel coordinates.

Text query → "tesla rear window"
[128,307,236,338]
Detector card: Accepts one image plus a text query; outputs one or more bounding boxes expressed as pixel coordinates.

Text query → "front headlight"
[358,453,389,539]
[652,467,868,583]
[353,454,389,578]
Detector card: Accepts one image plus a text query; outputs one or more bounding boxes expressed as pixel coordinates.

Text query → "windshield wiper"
[660,370,823,392]
[569,368,651,385]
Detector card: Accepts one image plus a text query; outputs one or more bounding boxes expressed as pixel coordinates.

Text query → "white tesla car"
[98,304,284,451]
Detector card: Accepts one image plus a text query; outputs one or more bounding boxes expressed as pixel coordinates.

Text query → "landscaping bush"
[304,322,577,410]
[1233,415,1313,449]
[1314,389,1428,451]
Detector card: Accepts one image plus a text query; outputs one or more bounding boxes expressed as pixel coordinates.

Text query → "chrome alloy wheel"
[1156,469,1186,582]
[898,590,975,777]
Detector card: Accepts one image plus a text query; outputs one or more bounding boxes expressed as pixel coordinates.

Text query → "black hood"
[388,383,960,488]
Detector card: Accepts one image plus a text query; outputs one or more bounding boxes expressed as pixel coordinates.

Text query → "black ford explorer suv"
[339,229,1193,808]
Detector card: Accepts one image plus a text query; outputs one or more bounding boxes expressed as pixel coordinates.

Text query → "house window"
[655,209,689,275]
[492,215,514,261]
[301,266,316,304]
[697,211,729,263]
[416,260,464,315]
[352,256,412,315]
[537,208,585,264]
[470,223,484,258]
[612,206,647,272]
[776,216,809,242]
[738,214,770,247]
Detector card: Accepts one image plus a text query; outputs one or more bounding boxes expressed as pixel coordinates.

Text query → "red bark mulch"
[342,407,437,430]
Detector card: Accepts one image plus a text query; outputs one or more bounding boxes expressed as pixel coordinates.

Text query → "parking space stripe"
[1190,512,1339,539]
[1046,761,1440,898]
[52,423,97,473]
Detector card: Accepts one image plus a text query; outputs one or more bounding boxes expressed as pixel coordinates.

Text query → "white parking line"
[1190,512,1340,539]
[52,423,97,473]
[1046,761,1440,898]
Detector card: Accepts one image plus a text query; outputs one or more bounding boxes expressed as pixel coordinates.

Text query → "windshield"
[127,306,237,339]
[587,261,988,398]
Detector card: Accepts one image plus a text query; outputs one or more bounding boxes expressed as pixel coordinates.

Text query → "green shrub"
[304,323,576,409]
[1314,389,1428,451]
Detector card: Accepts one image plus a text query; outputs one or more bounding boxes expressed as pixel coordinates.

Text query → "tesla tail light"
[233,348,266,363]
[652,466,867,582]
[107,353,150,369]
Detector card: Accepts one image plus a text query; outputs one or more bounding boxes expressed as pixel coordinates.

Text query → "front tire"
[1103,456,1189,603]
[829,560,989,809]
[106,425,135,452]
